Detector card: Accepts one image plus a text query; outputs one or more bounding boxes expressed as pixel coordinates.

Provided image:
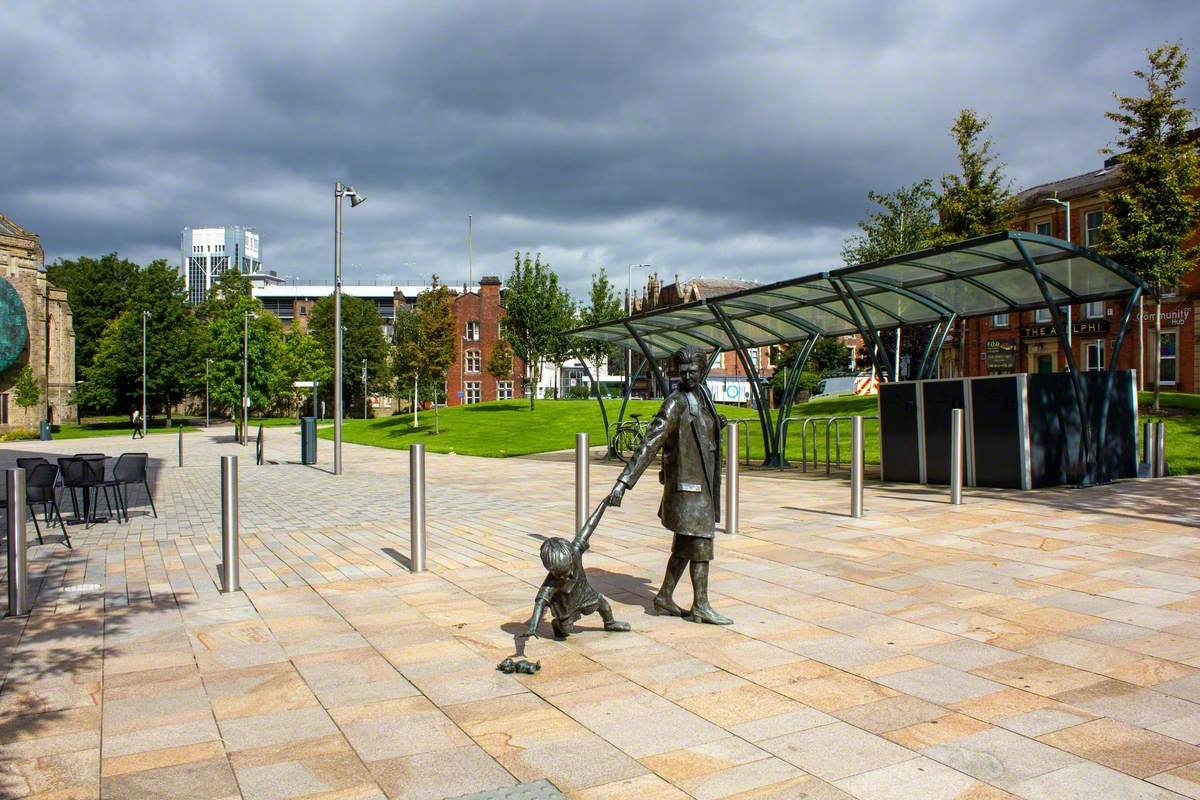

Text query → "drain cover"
[446,780,565,800]
[61,583,102,593]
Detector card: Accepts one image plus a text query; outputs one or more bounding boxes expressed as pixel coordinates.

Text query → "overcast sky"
[2,2,1198,299]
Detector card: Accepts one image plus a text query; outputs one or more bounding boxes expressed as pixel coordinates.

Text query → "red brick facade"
[445,276,524,406]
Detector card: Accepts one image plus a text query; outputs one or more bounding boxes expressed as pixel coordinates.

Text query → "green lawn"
[1138,391,1200,475]
[49,417,195,441]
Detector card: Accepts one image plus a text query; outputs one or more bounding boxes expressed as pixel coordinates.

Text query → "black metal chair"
[26,463,69,547]
[58,457,116,528]
[106,453,156,520]
[16,457,48,472]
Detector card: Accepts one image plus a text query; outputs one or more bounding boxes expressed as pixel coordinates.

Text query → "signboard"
[457,391,464,398]
[707,378,750,403]
[985,339,1017,371]
[1021,320,1110,339]
[293,380,317,388]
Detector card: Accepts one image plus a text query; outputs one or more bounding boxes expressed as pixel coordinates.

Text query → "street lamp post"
[141,310,149,436]
[362,358,368,419]
[1043,197,1072,350]
[334,182,366,476]
[242,311,254,445]
[205,357,212,428]
[626,263,650,395]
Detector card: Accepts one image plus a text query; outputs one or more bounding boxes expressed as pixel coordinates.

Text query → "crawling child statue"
[524,500,631,640]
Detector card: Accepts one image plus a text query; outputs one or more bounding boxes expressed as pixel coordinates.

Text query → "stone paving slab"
[1,427,1199,798]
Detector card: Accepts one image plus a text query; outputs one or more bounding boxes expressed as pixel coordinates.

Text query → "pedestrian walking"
[131,409,144,439]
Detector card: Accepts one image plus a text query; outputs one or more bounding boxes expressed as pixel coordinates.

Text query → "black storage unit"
[879,382,922,483]
[921,379,967,485]
[300,416,317,465]
[1027,370,1137,487]
[968,375,1028,489]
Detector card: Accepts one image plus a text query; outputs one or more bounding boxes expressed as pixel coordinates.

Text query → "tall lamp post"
[141,310,150,436]
[242,311,256,444]
[205,357,212,428]
[334,182,366,476]
[361,358,368,419]
[1043,196,1072,351]
[626,263,650,395]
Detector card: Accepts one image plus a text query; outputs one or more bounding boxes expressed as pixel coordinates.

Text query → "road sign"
[293,381,317,388]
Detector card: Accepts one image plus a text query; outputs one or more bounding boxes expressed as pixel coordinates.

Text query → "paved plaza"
[1,426,1200,799]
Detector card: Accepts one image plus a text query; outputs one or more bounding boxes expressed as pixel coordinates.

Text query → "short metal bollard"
[256,425,265,466]
[6,469,30,616]
[1154,421,1167,478]
[410,444,426,573]
[575,432,589,534]
[1142,421,1153,468]
[850,415,864,518]
[950,408,964,505]
[725,423,739,534]
[220,456,240,593]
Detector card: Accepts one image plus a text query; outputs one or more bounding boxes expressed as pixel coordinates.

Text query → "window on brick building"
[465,381,481,404]
[1084,301,1104,319]
[497,381,513,400]
[1035,308,1051,324]
[465,320,480,341]
[1035,221,1053,236]
[1085,210,1104,248]
[1159,332,1178,385]
[465,349,480,373]
[992,313,1009,328]
[1086,340,1104,371]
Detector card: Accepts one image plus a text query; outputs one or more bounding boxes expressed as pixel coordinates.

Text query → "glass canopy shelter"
[566,231,1148,483]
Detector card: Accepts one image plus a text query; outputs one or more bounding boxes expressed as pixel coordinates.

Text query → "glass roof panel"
[909,250,999,274]
[916,280,1012,315]
[975,269,1069,305]
[1039,257,1135,296]
[852,262,950,284]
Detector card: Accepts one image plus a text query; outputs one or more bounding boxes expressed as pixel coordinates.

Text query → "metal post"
[950,408,964,505]
[242,311,249,446]
[205,358,210,428]
[334,185,343,475]
[220,456,239,593]
[141,310,148,437]
[725,423,739,534]
[850,415,863,518]
[1154,421,1166,478]
[177,426,183,467]
[575,432,589,534]
[6,469,29,616]
[1142,421,1153,467]
[409,444,426,573]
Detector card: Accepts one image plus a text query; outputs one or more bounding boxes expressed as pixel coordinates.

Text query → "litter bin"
[300,416,317,465]
[38,420,51,441]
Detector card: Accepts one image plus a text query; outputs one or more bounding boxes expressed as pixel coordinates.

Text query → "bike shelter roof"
[567,231,1147,357]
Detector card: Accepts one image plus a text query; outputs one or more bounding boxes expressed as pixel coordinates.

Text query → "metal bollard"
[850,415,863,518]
[6,469,29,616]
[725,423,739,534]
[178,426,183,467]
[220,456,240,593]
[575,432,589,534]
[410,444,426,573]
[950,408,964,505]
[1154,421,1167,478]
[1142,421,1153,467]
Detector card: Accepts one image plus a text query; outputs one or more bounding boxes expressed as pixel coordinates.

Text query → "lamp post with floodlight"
[1043,196,1072,349]
[334,182,366,476]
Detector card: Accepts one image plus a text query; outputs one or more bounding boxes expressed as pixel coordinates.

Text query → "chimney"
[479,275,501,299]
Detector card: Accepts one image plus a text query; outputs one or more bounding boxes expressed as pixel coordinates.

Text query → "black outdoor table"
[59,455,112,526]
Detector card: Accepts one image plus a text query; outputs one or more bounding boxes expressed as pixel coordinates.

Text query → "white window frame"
[465,349,480,373]
[1085,339,1104,371]
[992,313,1009,328]
[465,320,480,341]
[1158,330,1179,386]
[1035,308,1052,324]
[1084,301,1104,319]
[1034,220,1053,236]
[496,380,513,400]
[465,381,481,404]
[1084,209,1104,248]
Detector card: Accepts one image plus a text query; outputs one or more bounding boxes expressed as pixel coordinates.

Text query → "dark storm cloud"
[1,1,1198,296]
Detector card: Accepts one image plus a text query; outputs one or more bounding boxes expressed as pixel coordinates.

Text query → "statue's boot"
[687,562,733,625]
[653,555,687,616]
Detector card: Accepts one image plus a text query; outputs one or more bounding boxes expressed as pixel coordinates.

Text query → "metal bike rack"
[779,415,878,474]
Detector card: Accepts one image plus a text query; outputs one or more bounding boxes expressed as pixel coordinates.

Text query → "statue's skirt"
[671,533,714,562]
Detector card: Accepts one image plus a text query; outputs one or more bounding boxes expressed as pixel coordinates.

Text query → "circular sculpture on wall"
[0,277,29,373]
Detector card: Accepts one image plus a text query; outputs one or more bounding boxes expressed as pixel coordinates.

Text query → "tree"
[205,291,286,428]
[842,180,940,266]
[576,268,624,388]
[46,253,139,381]
[12,365,39,412]
[74,260,205,420]
[501,252,575,409]
[486,341,515,386]
[809,337,853,374]
[1099,43,1200,411]
[281,329,331,415]
[309,294,391,418]
[413,277,457,420]
[936,109,1015,242]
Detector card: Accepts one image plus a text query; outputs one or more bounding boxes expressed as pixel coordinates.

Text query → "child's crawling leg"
[597,597,631,632]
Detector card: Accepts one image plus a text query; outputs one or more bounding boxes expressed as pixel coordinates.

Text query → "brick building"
[446,276,524,406]
[0,214,76,430]
[943,150,1200,392]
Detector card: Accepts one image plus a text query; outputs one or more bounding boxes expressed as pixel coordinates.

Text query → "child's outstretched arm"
[572,498,610,554]
[524,583,554,638]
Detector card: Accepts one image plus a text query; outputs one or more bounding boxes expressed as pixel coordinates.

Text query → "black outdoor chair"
[26,463,69,547]
[16,457,49,472]
[58,457,116,528]
[105,453,156,520]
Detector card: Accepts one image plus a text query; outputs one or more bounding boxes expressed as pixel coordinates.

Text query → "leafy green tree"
[486,340,515,384]
[393,277,457,419]
[309,294,391,418]
[842,180,940,266]
[392,309,419,410]
[936,110,1015,242]
[73,261,205,420]
[197,270,253,321]
[810,337,853,374]
[1099,43,1200,410]
[46,253,139,380]
[501,252,575,409]
[12,365,40,412]
[281,329,331,415]
[205,291,286,429]
[576,268,623,384]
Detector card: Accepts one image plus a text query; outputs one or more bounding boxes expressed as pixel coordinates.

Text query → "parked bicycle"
[609,413,650,463]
